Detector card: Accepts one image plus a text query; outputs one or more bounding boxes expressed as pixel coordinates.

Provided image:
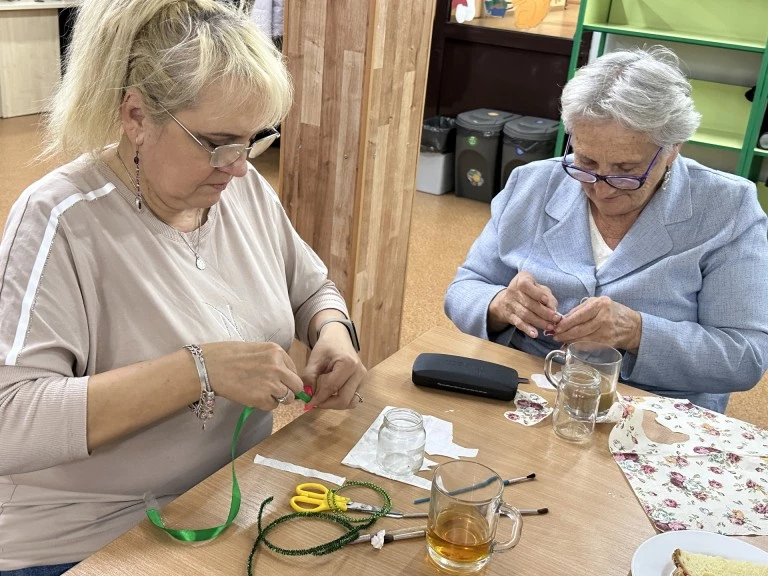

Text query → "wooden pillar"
[281,0,435,368]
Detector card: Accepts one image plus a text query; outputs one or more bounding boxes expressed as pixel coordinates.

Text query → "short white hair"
[560,46,701,148]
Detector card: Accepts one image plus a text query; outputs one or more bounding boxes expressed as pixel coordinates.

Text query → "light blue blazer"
[445,156,768,413]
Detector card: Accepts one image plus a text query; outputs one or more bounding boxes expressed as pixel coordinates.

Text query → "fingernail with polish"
[543,330,555,337]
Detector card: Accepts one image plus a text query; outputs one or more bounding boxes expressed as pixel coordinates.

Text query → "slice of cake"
[672,548,768,576]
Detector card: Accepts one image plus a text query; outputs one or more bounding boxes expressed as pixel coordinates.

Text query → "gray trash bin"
[501,116,560,185]
[455,109,519,202]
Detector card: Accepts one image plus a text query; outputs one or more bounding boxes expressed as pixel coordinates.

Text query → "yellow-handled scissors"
[290,483,355,513]
[289,483,427,518]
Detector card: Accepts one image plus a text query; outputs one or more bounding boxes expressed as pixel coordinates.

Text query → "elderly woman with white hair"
[0,1,365,574]
[445,46,768,414]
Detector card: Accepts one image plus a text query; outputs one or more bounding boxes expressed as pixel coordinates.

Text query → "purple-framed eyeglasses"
[561,134,663,191]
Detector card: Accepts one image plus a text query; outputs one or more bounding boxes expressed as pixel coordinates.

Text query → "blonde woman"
[0,1,365,573]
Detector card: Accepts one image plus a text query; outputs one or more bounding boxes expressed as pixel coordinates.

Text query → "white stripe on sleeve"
[5,183,115,366]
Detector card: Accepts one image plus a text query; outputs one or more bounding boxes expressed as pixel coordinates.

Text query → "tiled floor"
[1,114,766,430]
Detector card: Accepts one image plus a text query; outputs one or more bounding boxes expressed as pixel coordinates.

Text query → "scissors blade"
[345,502,381,513]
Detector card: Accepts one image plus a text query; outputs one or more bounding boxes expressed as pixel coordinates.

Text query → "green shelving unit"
[688,80,752,151]
[555,0,768,197]
[758,182,768,214]
[582,0,767,52]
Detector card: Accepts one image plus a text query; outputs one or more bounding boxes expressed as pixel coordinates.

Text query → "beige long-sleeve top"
[0,156,348,569]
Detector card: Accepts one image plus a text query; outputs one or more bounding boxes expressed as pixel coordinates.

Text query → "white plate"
[631,530,768,576]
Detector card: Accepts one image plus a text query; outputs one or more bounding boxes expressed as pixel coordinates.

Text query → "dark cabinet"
[424,1,592,121]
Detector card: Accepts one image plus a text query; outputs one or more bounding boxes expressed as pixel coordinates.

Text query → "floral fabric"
[609,396,768,535]
[504,391,553,426]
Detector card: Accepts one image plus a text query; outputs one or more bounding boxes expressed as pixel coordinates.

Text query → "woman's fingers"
[312,372,357,409]
[553,297,642,351]
[504,275,561,337]
[309,358,364,409]
[204,341,305,411]
[271,368,305,407]
[508,311,540,339]
[553,298,605,343]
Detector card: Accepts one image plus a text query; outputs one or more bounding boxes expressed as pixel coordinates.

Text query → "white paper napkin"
[341,406,478,490]
[254,455,346,486]
[530,373,556,390]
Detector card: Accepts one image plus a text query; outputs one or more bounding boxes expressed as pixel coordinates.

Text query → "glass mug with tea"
[427,461,523,573]
[551,365,601,442]
[544,341,622,422]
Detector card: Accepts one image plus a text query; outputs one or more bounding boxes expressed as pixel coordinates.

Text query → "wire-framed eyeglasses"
[561,134,662,191]
[163,107,279,168]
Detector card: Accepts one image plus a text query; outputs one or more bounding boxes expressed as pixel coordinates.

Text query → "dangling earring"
[661,166,672,191]
[134,150,143,211]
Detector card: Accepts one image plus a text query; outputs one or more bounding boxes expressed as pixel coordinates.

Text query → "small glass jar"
[376,408,426,476]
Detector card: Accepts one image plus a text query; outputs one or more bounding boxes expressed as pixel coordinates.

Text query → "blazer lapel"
[596,200,672,285]
[543,181,597,296]
[597,159,691,286]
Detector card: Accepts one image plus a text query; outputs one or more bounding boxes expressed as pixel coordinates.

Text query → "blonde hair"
[42,0,292,159]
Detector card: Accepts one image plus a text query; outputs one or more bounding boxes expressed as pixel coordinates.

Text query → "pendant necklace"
[116,150,206,270]
[179,209,207,270]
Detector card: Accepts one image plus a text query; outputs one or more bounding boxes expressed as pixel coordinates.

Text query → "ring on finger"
[274,388,291,404]
[354,392,363,403]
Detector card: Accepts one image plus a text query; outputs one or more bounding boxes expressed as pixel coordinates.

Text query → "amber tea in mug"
[427,505,492,565]
[427,461,522,573]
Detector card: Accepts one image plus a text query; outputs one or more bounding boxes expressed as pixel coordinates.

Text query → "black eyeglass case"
[411,353,525,401]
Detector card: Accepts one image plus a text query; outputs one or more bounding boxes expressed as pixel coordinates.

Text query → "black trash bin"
[421,116,456,153]
[417,116,457,195]
[500,116,560,185]
[455,109,519,203]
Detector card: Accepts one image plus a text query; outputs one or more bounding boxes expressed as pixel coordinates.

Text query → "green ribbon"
[146,406,254,542]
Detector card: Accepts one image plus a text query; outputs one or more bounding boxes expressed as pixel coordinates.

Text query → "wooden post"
[281,0,435,368]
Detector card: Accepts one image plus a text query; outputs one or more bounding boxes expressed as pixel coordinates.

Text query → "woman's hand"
[302,322,367,409]
[202,341,305,411]
[488,271,561,338]
[552,296,642,353]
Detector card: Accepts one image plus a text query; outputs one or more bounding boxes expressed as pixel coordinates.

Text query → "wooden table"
[67,327,768,575]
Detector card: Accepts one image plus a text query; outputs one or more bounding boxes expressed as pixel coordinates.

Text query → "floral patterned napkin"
[503,390,553,426]
[609,396,768,535]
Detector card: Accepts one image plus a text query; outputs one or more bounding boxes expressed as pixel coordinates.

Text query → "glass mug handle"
[544,349,566,388]
[490,502,523,553]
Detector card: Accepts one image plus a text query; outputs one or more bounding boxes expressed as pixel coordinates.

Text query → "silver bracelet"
[185,344,215,429]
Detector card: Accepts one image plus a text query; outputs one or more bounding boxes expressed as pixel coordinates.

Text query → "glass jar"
[376,408,426,476]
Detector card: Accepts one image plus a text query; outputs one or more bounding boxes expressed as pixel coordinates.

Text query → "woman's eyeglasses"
[561,134,662,191]
[163,107,279,168]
